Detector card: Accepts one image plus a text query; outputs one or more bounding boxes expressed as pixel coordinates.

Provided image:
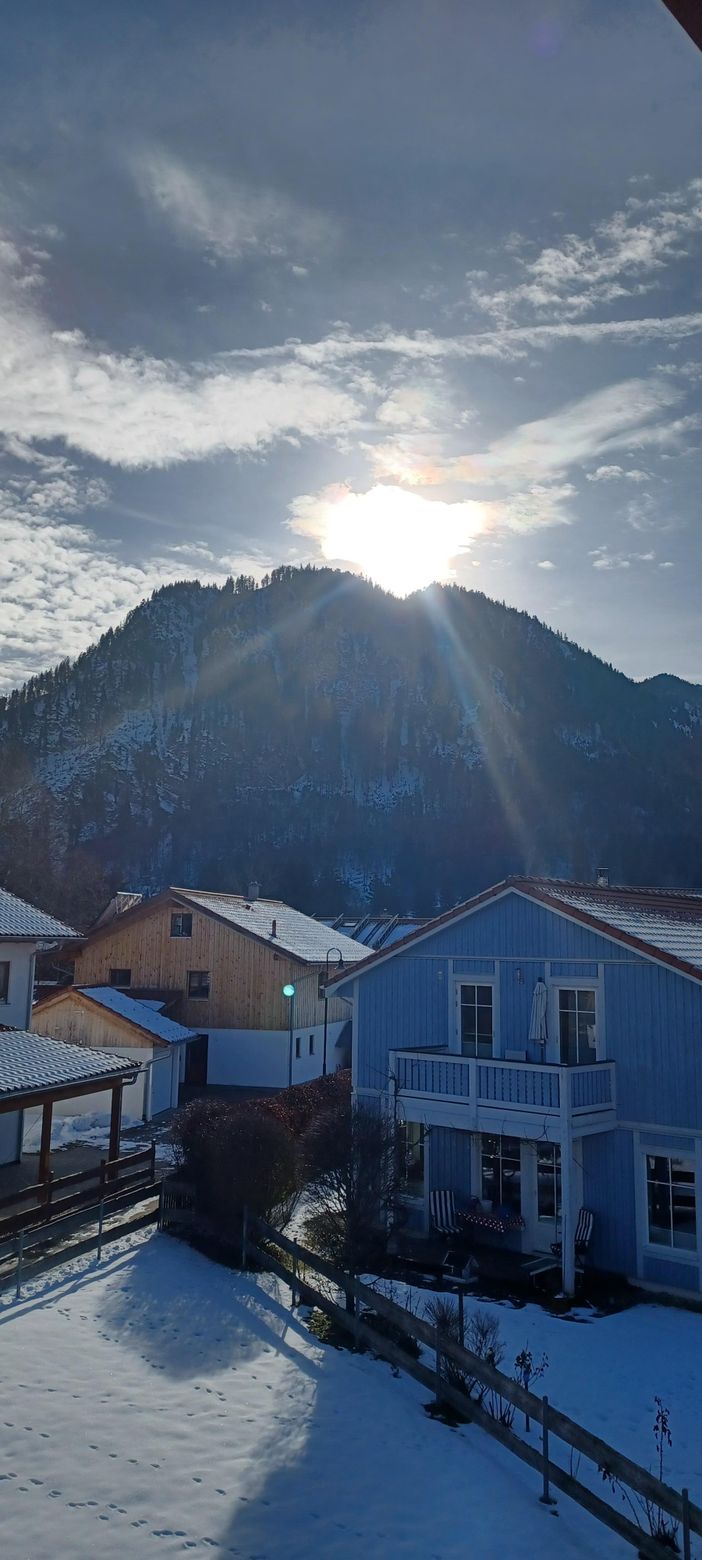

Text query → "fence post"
[457,1289,465,1349]
[292,1241,299,1307]
[97,1200,105,1262]
[241,1206,248,1270]
[352,1277,362,1350]
[435,1325,443,1406]
[15,1229,25,1301]
[157,1180,165,1231]
[539,1395,555,1505]
[681,1487,691,1560]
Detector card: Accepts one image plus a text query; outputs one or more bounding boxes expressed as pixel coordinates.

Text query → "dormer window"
[0,962,9,1002]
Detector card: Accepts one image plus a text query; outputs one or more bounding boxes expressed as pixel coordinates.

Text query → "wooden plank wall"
[32,993,155,1051]
[73,903,350,1031]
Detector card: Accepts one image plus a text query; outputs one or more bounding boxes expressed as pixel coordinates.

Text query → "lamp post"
[322,948,344,1077]
[283,982,296,1087]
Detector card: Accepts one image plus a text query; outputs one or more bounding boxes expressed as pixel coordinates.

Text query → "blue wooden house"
[328,877,702,1297]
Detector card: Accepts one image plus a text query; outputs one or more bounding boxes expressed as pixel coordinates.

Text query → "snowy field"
[1,1230,701,1560]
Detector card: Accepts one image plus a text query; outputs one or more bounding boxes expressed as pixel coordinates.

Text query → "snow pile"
[3,1230,700,1558]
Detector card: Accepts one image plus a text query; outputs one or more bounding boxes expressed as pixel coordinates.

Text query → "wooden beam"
[660,1,702,52]
[0,1072,137,1116]
[108,1084,122,1170]
[38,1099,53,1183]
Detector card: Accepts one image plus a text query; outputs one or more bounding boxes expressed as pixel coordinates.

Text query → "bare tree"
[301,1102,402,1301]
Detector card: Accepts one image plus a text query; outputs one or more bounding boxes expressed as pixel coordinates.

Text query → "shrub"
[301,1102,403,1291]
[171,1098,300,1239]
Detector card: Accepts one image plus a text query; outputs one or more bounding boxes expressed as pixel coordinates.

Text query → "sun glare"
[298,483,486,596]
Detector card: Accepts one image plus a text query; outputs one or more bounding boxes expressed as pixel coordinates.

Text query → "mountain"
[1,566,701,927]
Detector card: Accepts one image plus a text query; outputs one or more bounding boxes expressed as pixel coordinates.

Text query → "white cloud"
[0,462,273,690]
[0,236,360,469]
[537,559,556,569]
[467,178,702,323]
[587,464,625,481]
[134,149,338,264]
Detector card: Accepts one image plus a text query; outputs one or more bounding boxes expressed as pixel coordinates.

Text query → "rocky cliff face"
[1,567,700,926]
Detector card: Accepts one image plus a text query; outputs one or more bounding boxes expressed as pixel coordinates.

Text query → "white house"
[0,887,80,1169]
[32,985,196,1121]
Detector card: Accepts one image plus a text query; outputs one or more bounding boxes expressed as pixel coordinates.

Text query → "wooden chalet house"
[69,886,368,1088]
[329,875,702,1299]
[0,888,138,1180]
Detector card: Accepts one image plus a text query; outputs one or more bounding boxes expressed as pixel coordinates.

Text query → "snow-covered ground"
[1,1230,700,1559]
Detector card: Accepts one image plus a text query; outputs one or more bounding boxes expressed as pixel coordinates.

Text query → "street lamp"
[322,948,344,1077]
[283,982,296,1087]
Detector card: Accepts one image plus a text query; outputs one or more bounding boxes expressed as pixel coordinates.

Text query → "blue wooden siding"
[581,1131,638,1276]
[429,1128,472,1197]
[641,1256,700,1293]
[351,888,702,1290]
[356,889,702,1129]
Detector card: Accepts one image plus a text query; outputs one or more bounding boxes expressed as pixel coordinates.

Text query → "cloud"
[225,312,702,370]
[586,465,625,482]
[445,379,683,489]
[0,461,272,689]
[537,559,556,569]
[134,149,338,264]
[467,178,702,323]
[0,235,360,468]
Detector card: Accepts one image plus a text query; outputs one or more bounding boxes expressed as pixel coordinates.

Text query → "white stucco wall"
[0,942,35,1031]
[0,1109,22,1166]
[22,1071,145,1148]
[206,1021,350,1088]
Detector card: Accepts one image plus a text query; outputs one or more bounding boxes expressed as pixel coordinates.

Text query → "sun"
[291,483,486,596]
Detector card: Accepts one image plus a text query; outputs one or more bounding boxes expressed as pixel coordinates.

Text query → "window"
[170,912,192,938]
[558,987,596,1065]
[308,1035,315,1056]
[537,1144,561,1223]
[109,968,131,987]
[646,1155,697,1251]
[481,1135,521,1213]
[399,1121,425,1198]
[459,983,493,1058]
[295,1036,301,1059]
[187,970,210,999]
[0,962,9,1002]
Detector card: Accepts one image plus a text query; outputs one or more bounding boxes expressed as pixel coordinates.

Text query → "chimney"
[271,918,277,939]
[248,879,260,902]
[596,867,609,888]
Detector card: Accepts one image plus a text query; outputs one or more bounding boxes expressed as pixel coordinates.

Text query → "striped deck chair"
[551,1207,594,1262]
[430,1188,461,1235]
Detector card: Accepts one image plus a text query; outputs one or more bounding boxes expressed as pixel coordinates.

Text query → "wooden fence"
[0,1146,157,1240]
[247,1216,698,1560]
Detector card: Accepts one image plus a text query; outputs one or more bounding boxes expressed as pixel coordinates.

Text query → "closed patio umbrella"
[528,978,548,1043]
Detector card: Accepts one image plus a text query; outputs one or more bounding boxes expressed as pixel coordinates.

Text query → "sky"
[0,0,701,691]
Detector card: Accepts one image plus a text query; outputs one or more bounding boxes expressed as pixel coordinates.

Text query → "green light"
[282,983,296,998]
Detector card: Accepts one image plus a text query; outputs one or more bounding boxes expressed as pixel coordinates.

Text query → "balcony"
[390,1048,616,1139]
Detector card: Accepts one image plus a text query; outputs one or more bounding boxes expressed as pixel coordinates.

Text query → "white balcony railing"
[390,1048,616,1127]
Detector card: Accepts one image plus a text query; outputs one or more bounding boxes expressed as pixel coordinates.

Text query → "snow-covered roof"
[77,987,197,1045]
[327,876,702,988]
[0,1028,136,1099]
[174,889,368,965]
[542,886,702,974]
[0,887,78,942]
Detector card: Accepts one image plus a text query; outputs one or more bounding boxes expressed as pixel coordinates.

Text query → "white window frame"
[397,1118,427,1209]
[546,971,603,1064]
[452,974,499,1058]
[639,1147,699,1266]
